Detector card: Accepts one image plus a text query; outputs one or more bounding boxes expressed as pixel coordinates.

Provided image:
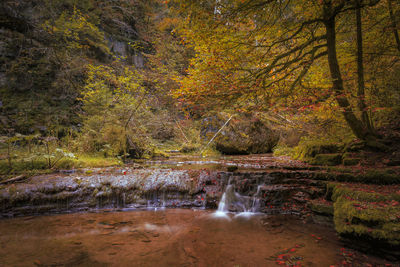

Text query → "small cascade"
[250,185,263,213]
[214,178,264,219]
[216,184,233,212]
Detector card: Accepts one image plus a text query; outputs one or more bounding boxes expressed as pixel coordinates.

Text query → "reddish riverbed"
[0,209,392,266]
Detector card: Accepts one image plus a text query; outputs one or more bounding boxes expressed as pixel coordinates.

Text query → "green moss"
[75,155,122,168]
[311,169,400,185]
[294,140,342,160]
[344,141,366,152]
[0,153,122,176]
[179,144,200,153]
[272,145,295,157]
[343,158,360,166]
[0,159,48,175]
[310,200,334,216]
[308,153,342,166]
[359,169,400,185]
[332,184,400,246]
[152,149,170,158]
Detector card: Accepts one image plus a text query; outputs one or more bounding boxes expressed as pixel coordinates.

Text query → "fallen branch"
[200,115,234,156]
[0,174,27,185]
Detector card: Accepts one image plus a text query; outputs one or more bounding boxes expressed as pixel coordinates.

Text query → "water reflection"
[0,209,390,266]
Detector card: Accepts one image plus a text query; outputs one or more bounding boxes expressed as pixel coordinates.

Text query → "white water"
[213,179,263,219]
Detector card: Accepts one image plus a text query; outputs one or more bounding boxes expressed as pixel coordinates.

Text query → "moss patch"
[311,169,400,185]
[343,158,361,166]
[308,153,342,166]
[294,140,342,160]
[310,199,334,216]
[331,184,400,246]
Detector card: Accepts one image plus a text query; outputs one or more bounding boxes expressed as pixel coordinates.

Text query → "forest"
[0,0,399,173]
[0,0,400,265]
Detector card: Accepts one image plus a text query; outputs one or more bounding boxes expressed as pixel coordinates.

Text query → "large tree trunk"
[387,0,400,53]
[355,0,373,132]
[323,5,370,140]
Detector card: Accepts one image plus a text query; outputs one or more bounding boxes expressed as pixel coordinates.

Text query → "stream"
[0,154,396,266]
[0,209,386,267]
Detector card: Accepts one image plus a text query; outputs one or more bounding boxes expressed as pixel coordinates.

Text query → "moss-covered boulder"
[331,184,400,250]
[343,158,361,166]
[295,141,342,160]
[344,141,367,152]
[308,153,342,166]
[344,139,389,153]
[310,199,334,216]
[209,114,279,155]
[357,170,400,185]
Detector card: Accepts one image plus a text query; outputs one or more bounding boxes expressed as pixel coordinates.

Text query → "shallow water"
[0,209,390,266]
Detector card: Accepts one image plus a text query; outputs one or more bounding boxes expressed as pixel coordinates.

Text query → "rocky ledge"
[0,168,327,218]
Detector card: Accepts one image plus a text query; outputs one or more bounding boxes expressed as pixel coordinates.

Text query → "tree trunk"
[323,8,369,140]
[388,0,400,53]
[355,0,373,132]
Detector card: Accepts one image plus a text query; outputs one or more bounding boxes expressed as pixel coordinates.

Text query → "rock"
[210,113,279,155]
[309,200,334,216]
[297,142,342,159]
[343,158,361,166]
[292,192,308,203]
[344,141,366,152]
[308,154,342,166]
[227,166,238,172]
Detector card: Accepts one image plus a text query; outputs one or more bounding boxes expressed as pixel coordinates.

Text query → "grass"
[73,155,122,168]
[0,153,122,178]
[272,145,295,157]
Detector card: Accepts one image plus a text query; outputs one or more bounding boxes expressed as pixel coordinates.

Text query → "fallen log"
[0,174,27,185]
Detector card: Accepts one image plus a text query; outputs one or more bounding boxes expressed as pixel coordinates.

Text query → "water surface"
[0,209,390,266]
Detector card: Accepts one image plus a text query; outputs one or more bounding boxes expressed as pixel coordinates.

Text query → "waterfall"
[213,178,263,219]
[216,184,233,212]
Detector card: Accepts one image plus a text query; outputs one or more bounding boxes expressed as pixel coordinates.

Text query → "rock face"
[206,114,279,155]
[0,168,327,218]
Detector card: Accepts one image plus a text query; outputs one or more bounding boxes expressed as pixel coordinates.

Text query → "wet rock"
[292,192,308,203]
[0,166,329,217]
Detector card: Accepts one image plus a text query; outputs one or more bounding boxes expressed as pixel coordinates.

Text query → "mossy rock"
[312,170,400,185]
[357,170,400,185]
[152,150,170,158]
[332,184,400,247]
[308,153,342,166]
[334,196,400,246]
[365,140,389,152]
[310,200,334,216]
[212,113,279,155]
[180,144,200,153]
[295,141,342,160]
[344,139,389,153]
[343,158,361,166]
[344,141,366,152]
